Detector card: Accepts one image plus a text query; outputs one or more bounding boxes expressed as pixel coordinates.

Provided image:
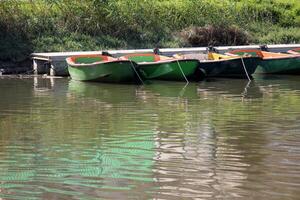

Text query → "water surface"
[0,75,300,199]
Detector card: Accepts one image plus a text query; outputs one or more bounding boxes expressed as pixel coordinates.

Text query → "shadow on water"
[140,81,198,99]
[197,78,263,99]
[254,74,300,93]
[0,77,33,109]
[137,78,263,102]
[0,76,69,123]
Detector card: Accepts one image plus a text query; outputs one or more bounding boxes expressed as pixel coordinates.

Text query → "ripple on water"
[1,77,300,199]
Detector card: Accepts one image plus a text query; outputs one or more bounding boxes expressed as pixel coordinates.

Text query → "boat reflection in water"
[137,80,260,198]
[1,76,300,199]
[197,78,263,99]
[67,80,139,104]
[33,76,69,96]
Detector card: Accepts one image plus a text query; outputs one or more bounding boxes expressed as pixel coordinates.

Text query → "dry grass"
[180,25,250,47]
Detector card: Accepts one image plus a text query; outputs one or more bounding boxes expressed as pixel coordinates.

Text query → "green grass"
[0,0,299,62]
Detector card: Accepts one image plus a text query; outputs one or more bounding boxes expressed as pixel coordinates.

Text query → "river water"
[0,75,300,199]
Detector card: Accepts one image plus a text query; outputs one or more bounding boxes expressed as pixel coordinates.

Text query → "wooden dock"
[31,44,300,76]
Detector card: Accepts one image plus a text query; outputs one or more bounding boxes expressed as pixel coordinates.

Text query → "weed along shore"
[0,0,299,74]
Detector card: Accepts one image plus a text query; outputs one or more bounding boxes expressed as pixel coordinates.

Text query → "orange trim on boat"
[66,54,121,67]
[287,48,300,54]
[261,51,292,58]
[228,49,299,59]
[68,54,113,63]
[291,48,300,51]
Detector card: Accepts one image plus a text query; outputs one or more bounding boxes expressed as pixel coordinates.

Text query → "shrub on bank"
[180,25,250,47]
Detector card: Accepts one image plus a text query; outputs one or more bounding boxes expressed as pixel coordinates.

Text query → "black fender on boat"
[193,66,207,81]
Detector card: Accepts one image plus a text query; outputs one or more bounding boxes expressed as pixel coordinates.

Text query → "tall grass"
[0,0,299,62]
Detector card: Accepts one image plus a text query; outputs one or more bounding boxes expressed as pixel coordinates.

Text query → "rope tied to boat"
[129,60,144,84]
[241,80,251,101]
[176,60,189,83]
[240,57,251,81]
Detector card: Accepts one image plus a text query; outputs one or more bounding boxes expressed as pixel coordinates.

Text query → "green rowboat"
[66,55,143,83]
[227,49,300,74]
[122,53,203,81]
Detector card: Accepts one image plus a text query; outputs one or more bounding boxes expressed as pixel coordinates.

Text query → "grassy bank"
[0,0,299,64]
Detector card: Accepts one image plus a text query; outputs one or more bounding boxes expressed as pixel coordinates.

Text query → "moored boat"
[66,55,143,83]
[287,48,300,55]
[174,52,259,79]
[227,49,300,74]
[122,53,203,81]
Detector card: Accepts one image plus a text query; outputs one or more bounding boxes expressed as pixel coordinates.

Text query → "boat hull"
[68,60,140,83]
[138,59,202,81]
[199,57,260,78]
[256,57,300,74]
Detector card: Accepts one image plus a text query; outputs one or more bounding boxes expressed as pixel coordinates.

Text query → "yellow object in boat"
[208,52,236,60]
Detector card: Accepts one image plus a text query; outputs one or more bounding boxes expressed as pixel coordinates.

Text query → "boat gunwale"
[227,49,300,60]
[200,56,260,63]
[262,55,300,60]
[66,58,133,67]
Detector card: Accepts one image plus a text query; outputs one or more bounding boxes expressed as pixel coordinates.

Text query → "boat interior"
[173,52,235,61]
[122,53,172,62]
[67,55,115,64]
[227,49,297,59]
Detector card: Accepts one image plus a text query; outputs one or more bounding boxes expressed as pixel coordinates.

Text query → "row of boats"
[66,48,300,83]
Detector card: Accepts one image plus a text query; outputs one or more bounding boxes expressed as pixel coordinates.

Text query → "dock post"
[33,59,49,75]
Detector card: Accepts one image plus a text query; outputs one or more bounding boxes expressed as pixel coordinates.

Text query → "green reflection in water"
[0,77,157,199]
[0,76,300,199]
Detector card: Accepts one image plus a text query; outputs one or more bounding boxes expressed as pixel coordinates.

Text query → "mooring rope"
[176,60,189,83]
[179,82,189,97]
[240,57,251,81]
[129,60,144,84]
[241,80,251,101]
